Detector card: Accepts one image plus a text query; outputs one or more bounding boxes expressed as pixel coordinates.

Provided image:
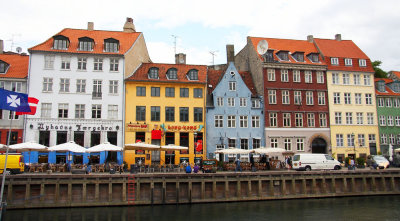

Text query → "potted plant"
[356,157,365,168]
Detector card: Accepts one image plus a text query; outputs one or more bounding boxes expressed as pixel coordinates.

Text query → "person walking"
[235,157,242,172]
[250,154,256,172]
[350,157,355,170]
[86,156,92,174]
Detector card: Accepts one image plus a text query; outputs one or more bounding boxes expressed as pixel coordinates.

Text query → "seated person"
[185,164,192,173]
[193,164,200,173]
[366,156,378,169]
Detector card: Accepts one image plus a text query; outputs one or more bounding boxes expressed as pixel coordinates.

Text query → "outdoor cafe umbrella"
[160,144,188,151]
[124,142,160,151]
[9,141,48,164]
[48,141,86,164]
[214,147,254,155]
[395,148,400,153]
[86,142,123,153]
[253,147,288,155]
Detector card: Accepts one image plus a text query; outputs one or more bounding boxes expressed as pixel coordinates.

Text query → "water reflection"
[5,196,400,221]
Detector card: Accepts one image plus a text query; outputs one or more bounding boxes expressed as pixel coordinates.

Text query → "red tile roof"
[29,28,141,55]
[249,37,325,65]
[0,53,29,79]
[127,63,207,84]
[375,78,400,96]
[390,71,400,79]
[207,68,257,96]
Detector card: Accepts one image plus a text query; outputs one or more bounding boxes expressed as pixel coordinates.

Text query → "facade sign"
[166,125,198,131]
[126,123,148,131]
[34,122,119,132]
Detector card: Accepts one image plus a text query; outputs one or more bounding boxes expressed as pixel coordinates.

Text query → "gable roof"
[29,28,141,55]
[0,53,29,79]
[207,68,257,96]
[313,38,369,59]
[127,63,207,84]
[249,37,325,65]
[389,71,400,79]
[375,78,400,96]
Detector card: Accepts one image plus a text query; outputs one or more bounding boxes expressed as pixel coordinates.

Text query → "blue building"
[206,62,264,162]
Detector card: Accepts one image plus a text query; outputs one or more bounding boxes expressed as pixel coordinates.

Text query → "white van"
[292,154,341,171]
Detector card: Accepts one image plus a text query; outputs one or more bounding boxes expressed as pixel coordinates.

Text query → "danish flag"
[16,97,39,115]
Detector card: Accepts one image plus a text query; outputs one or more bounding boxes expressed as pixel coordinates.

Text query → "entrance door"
[311,138,327,153]
[369,143,377,155]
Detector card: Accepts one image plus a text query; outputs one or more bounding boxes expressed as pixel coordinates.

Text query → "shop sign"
[126,123,148,131]
[167,125,197,131]
[36,123,117,132]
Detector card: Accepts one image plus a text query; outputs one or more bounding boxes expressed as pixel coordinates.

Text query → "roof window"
[52,35,69,50]
[277,51,289,61]
[104,38,119,53]
[167,68,178,80]
[187,69,198,80]
[0,60,9,74]
[78,37,94,51]
[148,67,159,79]
[292,52,304,62]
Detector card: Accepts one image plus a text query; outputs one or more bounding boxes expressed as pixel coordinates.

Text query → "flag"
[16,97,39,115]
[0,88,31,112]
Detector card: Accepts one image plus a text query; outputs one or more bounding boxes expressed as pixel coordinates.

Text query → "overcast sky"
[1,0,399,71]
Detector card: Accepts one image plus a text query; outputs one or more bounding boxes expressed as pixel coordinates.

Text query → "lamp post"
[194,132,198,164]
[351,132,356,158]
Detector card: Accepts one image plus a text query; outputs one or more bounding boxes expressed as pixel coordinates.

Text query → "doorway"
[311,137,327,153]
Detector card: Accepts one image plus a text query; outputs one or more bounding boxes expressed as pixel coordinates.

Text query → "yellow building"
[314,36,380,162]
[124,61,207,166]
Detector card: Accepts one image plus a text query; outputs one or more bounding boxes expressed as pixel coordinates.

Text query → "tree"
[372,60,388,78]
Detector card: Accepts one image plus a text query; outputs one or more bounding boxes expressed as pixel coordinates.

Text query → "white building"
[25,18,150,156]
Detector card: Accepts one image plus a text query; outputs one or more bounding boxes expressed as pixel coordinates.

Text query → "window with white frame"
[306,91,313,105]
[41,103,52,118]
[44,55,55,69]
[347,134,355,147]
[59,78,70,92]
[0,81,4,89]
[345,58,352,66]
[369,134,376,143]
[396,116,400,126]
[381,134,387,144]
[267,69,276,81]
[307,113,315,127]
[344,93,351,104]
[353,74,360,85]
[284,138,292,150]
[319,113,327,127]
[358,134,365,146]
[58,103,68,118]
[75,104,85,119]
[364,75,371,85]
[388,116,394,126]
[93,80,102,99]
[332,73,339,84]
[239,98,247,107]
[294,91,302,105]
[317,71,324,83]
[367,113,374,125]
[378,98,385,107]
[229,81,236,91]
[109,80,118,95]
[268,90,276,104]
[8,111,19,120]
[94,58,103,71]
[355,93,362,104]
[269,112,277,127]
[318,92,326,105]
[240,116,248,128]
[342,73,350,85]
[296,138,304,151]
[389,134,396,144]
[227,115,236,128]
[356,112,363,125]
[253,139,261,149]
[282,90,290,104]
[217,97,223,106]
[227,138,236,148]
[331,57,339,65]
[11,82,22,92]
[333,92,341,104]
[283,113,291,127]
[110,58,119,72]
[359,59,367,67]
[252,99,261,108]
[365,94,372,105]
[92,104,102,119]
[336,134,344,147]
[281,69,289,82]
[252,116,260,128]
[295,113,303,127]
[270,138,278,148]
[228,97,235,107]
[108,105,118,119]
[76,79,86,93]
[346,112,353,125]
[215,115,223,128]
[335,112,342,124]
[379,115,386,126]
[394,98,400,107]
[398,135,400,144]
[77,57,87,70]
[293,70,301,82]
[386,98,392,107]
[305,71,312,83]
[61,57,70,70]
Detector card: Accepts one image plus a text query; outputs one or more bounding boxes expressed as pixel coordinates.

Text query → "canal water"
[4,196,400,221]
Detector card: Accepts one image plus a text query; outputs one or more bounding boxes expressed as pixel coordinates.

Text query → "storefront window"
[180,132,189,154]
[56,131,67,144]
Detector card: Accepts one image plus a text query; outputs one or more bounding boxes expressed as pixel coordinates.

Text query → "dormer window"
[264,50,274,62]
[0,60,9,73]
[104,38,119,53]
[359,59,367,67]
[377,81,385,92]
[308,53,319,63]
[167,68,178,80]
[292,52,304,62]
[392,82,400,92]
[148,67,159,79]
[331,57,339,65]
[187,69,198,80]
[345,58,353,66]
[277,51,289,61]
[78,37,94,51]
[52,35,69,50]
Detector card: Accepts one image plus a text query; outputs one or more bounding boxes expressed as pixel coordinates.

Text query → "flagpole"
[0,111,14,221]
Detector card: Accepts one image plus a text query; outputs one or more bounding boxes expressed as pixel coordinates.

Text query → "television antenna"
[7,34,21,52]
[210,51,218,65]
[171,35,178,55]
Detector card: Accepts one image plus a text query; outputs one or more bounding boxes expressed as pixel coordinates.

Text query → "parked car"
[0,154,24,174]
[292,154,341,171]
[372,155,390,169]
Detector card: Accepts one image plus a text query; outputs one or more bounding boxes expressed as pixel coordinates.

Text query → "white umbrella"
[48,141,86,153]
[253,147,288,155]
[214,148,254,154]
[160,144,188,151]
[87,142,123,153]
[395,148,400,153]
[389,144,394,161]
[9,141,48,164]
[124,142,160,151]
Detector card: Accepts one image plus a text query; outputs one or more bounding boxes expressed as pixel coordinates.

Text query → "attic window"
[331,57,339,65]
[0,61,9,74]
[167,68,178,80]
[359,59,367,67]
[345,58,353,66]
[377,81,385,92]
[392,82,400,92]
[52,35,69,50]
[293,52,304,62]
[78,37,94,51]
[187,69,198,80]
[264,50,274,62]
[308,53,319,63]
[277,51,289,61]
[148,67,159,79]
[104,38,119,53]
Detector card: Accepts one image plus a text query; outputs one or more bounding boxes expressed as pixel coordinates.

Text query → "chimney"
[0,40,3,54]
[226,44,235,63]
[335,34,342,41]
[87,22,94,31]
[175,53,186,64]
[307,35,314,43]
[123,17,136,33]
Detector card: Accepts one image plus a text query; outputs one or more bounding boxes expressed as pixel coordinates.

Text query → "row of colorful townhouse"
[0,18,398,166]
